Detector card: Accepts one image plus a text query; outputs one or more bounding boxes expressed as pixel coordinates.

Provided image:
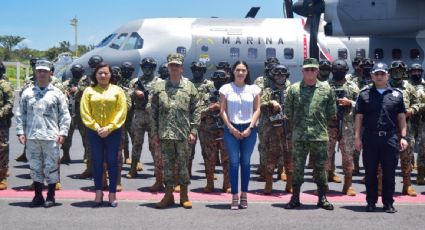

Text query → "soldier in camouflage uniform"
[0,61,14,190]
[388,60,420,196]
[158,63,169,80]
[200,70,230,193]
[16,60,71,208]
[325,59,359,196]
[284,58,336,210]
[260,64,292,195]
[189,61,215,178]
[151,53,200,209]
[410,63,425,185]
[318,60,332,82]
[119,62,135,165]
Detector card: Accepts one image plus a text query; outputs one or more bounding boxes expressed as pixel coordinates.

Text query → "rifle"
[137,79,149,110]
[208,89,224,130]
[269,89,289,136]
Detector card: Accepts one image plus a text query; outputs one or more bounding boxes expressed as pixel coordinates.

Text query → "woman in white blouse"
[219,60,261,210]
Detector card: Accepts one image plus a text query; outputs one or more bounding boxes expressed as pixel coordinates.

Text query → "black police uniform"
[355,85,406,206]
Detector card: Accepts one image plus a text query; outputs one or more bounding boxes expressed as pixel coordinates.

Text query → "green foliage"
[0,35,25,60]
[5,65,26,89]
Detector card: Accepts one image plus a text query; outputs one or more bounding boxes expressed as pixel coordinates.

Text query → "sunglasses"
[211,71,227,80]
[272,69,288,75]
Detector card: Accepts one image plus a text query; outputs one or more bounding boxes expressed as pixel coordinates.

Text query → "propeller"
[283,0,294,18]
[292,0,325,59]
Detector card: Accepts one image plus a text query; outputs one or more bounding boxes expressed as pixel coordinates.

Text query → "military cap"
[35,60,52,71]
[371,62,388,74]
[303,58,319,69]
[167,53,184,65]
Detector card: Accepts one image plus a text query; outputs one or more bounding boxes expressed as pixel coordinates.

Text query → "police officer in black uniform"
[354,62,408,213]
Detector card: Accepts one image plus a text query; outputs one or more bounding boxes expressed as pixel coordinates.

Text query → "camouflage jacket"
[327,78,360,126]
[350,73,373,91]
[199,86,223,131]
[260,80,290,127]
[150,77,200,140]
[0,78,14,127]
[16,84,71,140]
[285,80,336,141]
[255,75,270,128]
[129,75,163,111]
[63,75,90,115]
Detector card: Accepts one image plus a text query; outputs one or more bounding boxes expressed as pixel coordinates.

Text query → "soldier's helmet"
[265,62,278,77]
[332,59,349,72]
[216,61,230,71]
[140,57,157,69]
[111,66,122,76]
[211,70,227,82]
[30,58,39,68]
[352,56,363,66]
[70,64,84,75]
[88,55,103,69]
[319,60,332,71]
[264,57,280,67]
[0,61,5,76]
[359,58,375,68]
[409,63,424,73]
[121,62,135,72]
[389,60,407,71]
[271,64,290,77]
[190,61,207,72]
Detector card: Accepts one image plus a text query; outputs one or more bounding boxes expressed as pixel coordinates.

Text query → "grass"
[4,66,26,90]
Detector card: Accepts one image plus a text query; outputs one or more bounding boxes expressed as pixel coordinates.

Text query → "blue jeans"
[224,123,257,194]
[87,128,121,193]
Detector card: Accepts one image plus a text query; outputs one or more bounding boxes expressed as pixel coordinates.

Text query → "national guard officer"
[15,60,71,207]
[189,61,214,178]
[318,60,332,82]
[0,61,14,190]
[260,64,292,194]
[128,57,164,192]
[284,58,336,210]
[388,60,419,196]
[355,62,408,213]
[325,59,359,196]
[200,70,230,193]
[151,53,200,209]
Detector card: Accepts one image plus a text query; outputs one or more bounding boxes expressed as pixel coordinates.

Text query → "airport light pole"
[70,17,78,57]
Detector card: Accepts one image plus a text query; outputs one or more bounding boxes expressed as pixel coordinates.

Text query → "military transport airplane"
[65,0,425,82]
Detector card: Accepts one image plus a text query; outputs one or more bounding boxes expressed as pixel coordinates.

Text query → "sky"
[1,0,287,50]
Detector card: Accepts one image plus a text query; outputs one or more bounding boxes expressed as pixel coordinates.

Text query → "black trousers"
[362,132,399,205]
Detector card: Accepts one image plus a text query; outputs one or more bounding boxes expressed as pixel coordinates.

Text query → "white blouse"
[219,82,261,124]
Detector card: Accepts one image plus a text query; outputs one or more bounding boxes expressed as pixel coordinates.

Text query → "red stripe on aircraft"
[1,189,425,204]
[301,19,308,59]
[319,44,333,62]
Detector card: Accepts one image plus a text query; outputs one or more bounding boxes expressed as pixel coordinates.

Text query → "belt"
[372,130,395,137]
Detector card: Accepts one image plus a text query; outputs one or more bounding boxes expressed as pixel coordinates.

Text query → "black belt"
[371,130,395,137]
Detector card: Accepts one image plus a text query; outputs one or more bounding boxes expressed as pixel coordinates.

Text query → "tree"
[0,35,25,60]
[59,41,71,53]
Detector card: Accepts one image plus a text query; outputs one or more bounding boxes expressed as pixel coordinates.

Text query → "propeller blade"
[284,0,294,18]
[309,13,321,59]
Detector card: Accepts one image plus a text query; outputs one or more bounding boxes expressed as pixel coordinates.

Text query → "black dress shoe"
[383,204,397,213]
[29,195,45,208]
[366,203,376,212]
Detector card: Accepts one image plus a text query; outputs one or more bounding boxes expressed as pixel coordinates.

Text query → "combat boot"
[29,182,45,208]
[15,152,27,162]
[136,162,143,172]
[149,172,164,192]
[417,166,425,185]
[327,170,342,183]
[203,174,214,193]
[285,173,293,193]
[126,160,138,179]
[278,166,287,181]
[284,185,301,209]
[353,159,360,176]
[402,176,417,196]
[79,158,92,179]
[44,183,56,208]
[342,173,356,196]
[180,185,192,209]
[60,150,71,164]
[317,186,334,210]
[55,182,62,190]
[116,164,122,192]
[264,174,273,195]
[0,170,7,190]
[155,186,175,209]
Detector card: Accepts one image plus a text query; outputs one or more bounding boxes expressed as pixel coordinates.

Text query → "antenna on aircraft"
[283,0,294,18]
[245,7,260,18]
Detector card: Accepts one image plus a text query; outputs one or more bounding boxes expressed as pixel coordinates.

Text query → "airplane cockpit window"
[96,33,116,48]
[356,49,366,58]
[248,48,258,59]
[177,47,187,56]
[230,47,240,59]
[392,49,402,60]
[266,48,276,58]
[410,49,420,60]
[122,32,144,50]
[374,49,384,60]
[338,48,348,60]
[284,48,294,60]
[109,33,128,50]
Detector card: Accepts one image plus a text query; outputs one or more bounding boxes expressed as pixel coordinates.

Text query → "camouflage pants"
[292,141,328,187]
[161,139,190,187]
[257,124,266,172]
[131,111,157,163]
[122,110,134,157]
[326,127,354,174]
[399,138,414,177]
[264,125,292,176]
[418,129,425,167]
[62,115,90,156]
[199,129,229,179]
[0,128,9,179]
[27,139,60,184]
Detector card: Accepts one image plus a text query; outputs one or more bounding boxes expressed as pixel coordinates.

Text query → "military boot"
[136,162,143,172]
[327,170,342,183]
[284,185,301,209]
[317,186,334,210]
[60,149,71,164]
[180,185,192,209]
[203,174,214,193]
[417,166,425,185]
[278,166,287,181]
[44,183,56,208]
[285,173,293,193]
[149,171,164,192]
[116,164,122,192]
[126,160,138,179]
[79,158,92,179]
[342,173,356,196]
[29,182,45,208]
[402,176,417,196]
[15,152,27,162]
[264,174,273,195]
[0,170,7,190]
[155,186,175,209]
